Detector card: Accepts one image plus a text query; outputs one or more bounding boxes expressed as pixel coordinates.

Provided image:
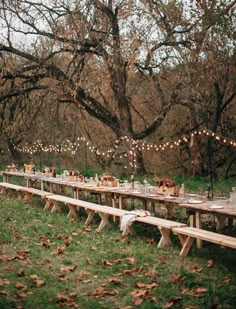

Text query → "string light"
[13,128,236,162]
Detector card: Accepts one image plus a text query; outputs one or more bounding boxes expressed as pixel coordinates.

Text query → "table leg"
[195,211,202,249]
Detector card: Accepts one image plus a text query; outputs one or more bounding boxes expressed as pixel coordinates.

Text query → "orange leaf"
[101,259,112,267]
[86,257,92,265]
[108,278,121,285]
[123,269,133,276]
[221,276,231,283]
[35,280,45,287]
[64,237,72,246]
[159,257,167,264]
[16,292,27,299]
[29,274,39,279]
[0,279,10,286]
[189,264,203,273]
[15,282,26,290]
[5,265,15,271]
[17,269,25,276]
[0,290,10,296]
[60,266,77,272]
[164,297,182,308]
[112,258,122,263]
[170,275,185,283]
[207,260,214,268]
[126,257,136,264]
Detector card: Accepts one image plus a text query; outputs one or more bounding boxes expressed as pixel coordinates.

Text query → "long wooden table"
[2,171,236,233]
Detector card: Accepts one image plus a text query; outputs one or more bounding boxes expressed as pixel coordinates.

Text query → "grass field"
[0,193,236,309]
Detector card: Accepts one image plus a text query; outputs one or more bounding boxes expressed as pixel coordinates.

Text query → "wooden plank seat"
[0,182,52,201]
[0,182,25,199]
[134,216,187,248]
[44,194,128,232]
[173,226,236,256]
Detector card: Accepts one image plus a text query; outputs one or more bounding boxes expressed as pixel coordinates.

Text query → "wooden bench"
[44,194,128,232]
[0,182,52,201]
[44,194,187,247]
[0,182,25,199]
[173,226,236,256]
[134,216,187,248]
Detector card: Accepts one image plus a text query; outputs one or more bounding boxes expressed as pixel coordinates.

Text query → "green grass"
[0,195,236,308]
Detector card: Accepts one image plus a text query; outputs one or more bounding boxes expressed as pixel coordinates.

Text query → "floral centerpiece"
[100,174,118,187]
[6,163,17,172]
[43,167,56,177]
[24,162,35,174]
[154,176,179,196]
[65,170,81,182]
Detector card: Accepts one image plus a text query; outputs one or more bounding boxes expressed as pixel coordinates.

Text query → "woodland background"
[0,0,235,178]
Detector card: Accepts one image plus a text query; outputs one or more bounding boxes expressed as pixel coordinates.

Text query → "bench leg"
[216,215,227,231]
[44,199,53,210]
[122,225,135,237]
[158,228,172,248]
[23,192,32,202]
[165,205,174,219]
[84,209,95,226]
[51,201,61,213]
[67,204,78,218]
[97,213,109,231]
[179,236,195,256]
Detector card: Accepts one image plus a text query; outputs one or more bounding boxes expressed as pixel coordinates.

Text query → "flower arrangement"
[24,162,35,174]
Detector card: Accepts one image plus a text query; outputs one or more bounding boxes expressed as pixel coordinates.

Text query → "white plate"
[187,194,199,197]
[148,194,160,197]
[208,205,224,209]
[187,199,203,204]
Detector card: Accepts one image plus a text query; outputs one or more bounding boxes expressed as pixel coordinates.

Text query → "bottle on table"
[179,183,185,198]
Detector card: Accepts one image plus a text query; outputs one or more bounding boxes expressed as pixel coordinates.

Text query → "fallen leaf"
[108,278,121,285]
[163,297,182,308]
[16,282,27,290]
[126,257,136,264]
[35,280,45,287]
[112,258,122,263]
[170,275,185,283]
[0,290,10,296]
[0,279,10,286]
[159,257,167,264]
[189,264,203,273]
[221,276,231,283]
[86,257,92,265]
[60,266,77,272]
[16,292,27,299]
[5,265,15,271]
[17,269,25,276]
[207,260,214,268]
[64,236,72,246]
[29,274,39,279]
[101,259,112,267]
